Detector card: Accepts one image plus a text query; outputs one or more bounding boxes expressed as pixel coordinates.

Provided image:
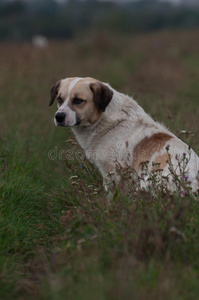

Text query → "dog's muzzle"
[55,111,81,127]
[55,112,66,125]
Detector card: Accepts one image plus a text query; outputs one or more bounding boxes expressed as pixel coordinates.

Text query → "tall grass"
[0,30,199,299]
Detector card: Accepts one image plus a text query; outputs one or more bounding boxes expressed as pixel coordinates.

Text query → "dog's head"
[49,77,113,127]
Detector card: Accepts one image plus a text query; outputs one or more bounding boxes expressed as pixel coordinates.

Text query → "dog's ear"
[90,82,113,112]
[49,80,61,106]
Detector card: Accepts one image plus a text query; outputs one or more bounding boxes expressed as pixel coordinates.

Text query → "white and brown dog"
[50,77,199,197]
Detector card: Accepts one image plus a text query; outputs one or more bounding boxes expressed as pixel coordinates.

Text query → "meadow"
[0,30,199,299]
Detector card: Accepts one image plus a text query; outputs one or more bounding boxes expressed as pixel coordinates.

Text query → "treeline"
[1,0,199,41]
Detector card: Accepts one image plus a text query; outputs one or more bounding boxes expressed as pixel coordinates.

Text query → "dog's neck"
[105,90,145,119]
[72,90,157,151]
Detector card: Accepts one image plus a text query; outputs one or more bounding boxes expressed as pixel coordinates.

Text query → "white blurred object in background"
[32,35,48,48]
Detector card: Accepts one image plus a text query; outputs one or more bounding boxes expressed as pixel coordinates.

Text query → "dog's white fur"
[50,77,199,197]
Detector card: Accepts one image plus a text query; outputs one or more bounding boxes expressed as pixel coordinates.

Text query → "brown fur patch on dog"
[132,132,172,171]
[152,152,170,170]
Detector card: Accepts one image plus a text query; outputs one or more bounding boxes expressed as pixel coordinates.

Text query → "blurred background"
[1,0,199,41]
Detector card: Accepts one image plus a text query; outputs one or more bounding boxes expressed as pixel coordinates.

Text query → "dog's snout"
[55,112,66,123]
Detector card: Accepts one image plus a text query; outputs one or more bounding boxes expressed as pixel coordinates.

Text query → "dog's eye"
[57,96,63,105]
[73,98,85,105]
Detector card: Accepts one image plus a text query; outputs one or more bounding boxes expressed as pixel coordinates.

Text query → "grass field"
[0,30,199,299]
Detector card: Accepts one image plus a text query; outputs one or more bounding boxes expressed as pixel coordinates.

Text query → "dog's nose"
[55,112,66,123]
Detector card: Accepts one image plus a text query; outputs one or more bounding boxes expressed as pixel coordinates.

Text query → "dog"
[49,77,199,198]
